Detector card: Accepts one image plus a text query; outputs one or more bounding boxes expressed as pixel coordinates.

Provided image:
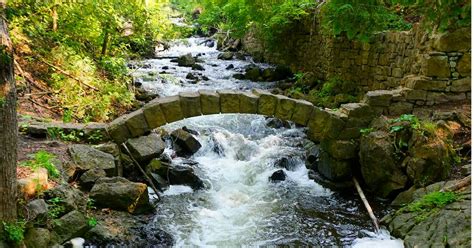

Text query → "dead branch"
[353,177,380,233]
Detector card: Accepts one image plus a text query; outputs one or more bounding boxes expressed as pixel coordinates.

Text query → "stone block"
[321,139,358,160]
[253,89,278,116]
[446,93,466,102]
[432,28,471,52]
[363,90,393,106]
[125,109,150,138]
[389,102,414,116]
[404,89,427,101]
[275,95,296,121]
[340,103,373,119]
[199,90,220,114]
[180,91,202,118]
[392,68,403,78]
[318,150,353,181]
[307,108,346,141]
[405,76,447,91]
[450,78,471,92]
[422,55,451,78]
[107,115,131,144]
[456,53,470,77]
[239,92,259,114]
[159,96,184,123]
[291,99,314,126]
[142,99,167,129]
[218,90,240,113]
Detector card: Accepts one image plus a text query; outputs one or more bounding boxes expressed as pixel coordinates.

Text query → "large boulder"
[218,52,234,60]
[244,66,262,81]
[52,210,90,244]
[359,131,408,197]
[78,168,107,191]
[24,228,51,248]
[170,129,202,157]
[68,144,116,176]
[125,133,165,164]
[317,150,353,181]
[403,133,452,187]
[177,53,196,67]
[90,177,152,214]
[44,184,87,214]
[26,199,48,221]
[149,159,205,190]
[382,179,470,247]
[269,170,286,182]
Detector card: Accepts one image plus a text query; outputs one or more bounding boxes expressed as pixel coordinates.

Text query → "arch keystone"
[218,90,240,113]
[180,91,202,118]
[252,89,277,116]
[199,90,220,114]
[239,92,259,114]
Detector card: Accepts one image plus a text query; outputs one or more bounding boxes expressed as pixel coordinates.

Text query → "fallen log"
[353,177,380,233]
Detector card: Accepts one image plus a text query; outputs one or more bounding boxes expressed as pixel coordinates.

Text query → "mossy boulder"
[68,144,116,176]
[90,177,152,214]
[177,53,196,67]
[52,210,90,244]
[359,130,408,197]
[125,133,165,165]
[404,133,452,187]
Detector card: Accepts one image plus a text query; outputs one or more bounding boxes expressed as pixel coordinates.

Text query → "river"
[131,37,404,247]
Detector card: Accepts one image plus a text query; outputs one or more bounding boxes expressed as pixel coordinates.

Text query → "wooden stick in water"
[353,177,380,233]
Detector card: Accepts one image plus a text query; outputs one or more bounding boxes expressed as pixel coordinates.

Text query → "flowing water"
[133,38,404,247]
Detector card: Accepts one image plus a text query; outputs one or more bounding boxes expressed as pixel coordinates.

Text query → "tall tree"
[0,0,18,223]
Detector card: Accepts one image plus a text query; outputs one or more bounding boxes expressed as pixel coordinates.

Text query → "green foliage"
[8,0,177,122]
[321,0,411,41]
[47,127,83,142]
[2,221,26,244]
[393,0,470,32]
[47,197,66,219]
[360,128,374,136]
[389,114,420,133]
[0,96,5,107]
[192,0,316,45]
[21,150,60,178]
[87,131,104,144]
[87,198,96,210]
[402,191,458,222]
[88,217,98,228]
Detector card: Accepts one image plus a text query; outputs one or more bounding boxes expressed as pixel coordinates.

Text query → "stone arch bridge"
[105,86,448,182]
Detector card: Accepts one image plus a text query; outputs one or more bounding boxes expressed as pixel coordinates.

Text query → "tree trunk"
[0,0,18,223]
[101,29,109,56]
[52,5,58,32]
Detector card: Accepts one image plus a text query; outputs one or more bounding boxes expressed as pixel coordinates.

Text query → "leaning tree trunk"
[0,0,18,223]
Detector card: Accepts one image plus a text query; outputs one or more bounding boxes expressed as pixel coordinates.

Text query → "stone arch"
[107,89,316,144]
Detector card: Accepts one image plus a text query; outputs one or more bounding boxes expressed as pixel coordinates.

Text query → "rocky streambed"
[11,35,471,247]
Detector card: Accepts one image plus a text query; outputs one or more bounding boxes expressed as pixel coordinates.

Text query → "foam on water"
[151,115,403,247]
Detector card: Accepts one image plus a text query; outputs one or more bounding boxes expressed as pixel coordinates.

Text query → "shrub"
[21,150,60,179]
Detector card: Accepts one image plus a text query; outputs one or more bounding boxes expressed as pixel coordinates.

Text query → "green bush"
[2,221,26,244]
[21,150,60,179]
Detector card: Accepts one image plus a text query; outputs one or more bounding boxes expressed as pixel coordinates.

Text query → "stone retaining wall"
[242,21,471,94]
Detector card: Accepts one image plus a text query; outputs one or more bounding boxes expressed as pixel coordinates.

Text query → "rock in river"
[90,177,153,214]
